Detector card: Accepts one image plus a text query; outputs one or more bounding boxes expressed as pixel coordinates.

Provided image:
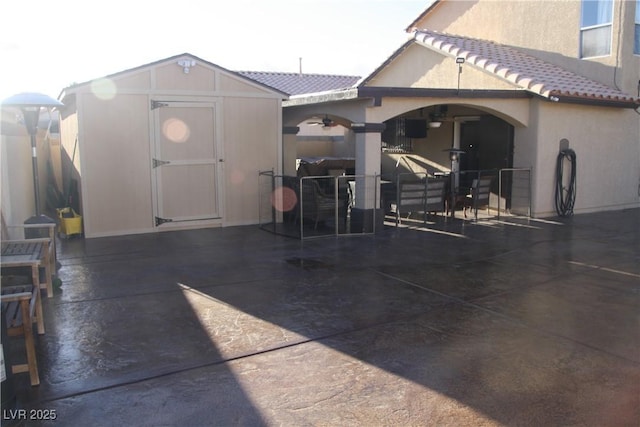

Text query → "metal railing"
[458,168,531,219]
[259,167,532,238]
[498,168,532,218]
[384,168,532,221]
[259,171,380,240]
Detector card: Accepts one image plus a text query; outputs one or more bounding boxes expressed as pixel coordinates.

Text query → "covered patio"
[5,208,639,426]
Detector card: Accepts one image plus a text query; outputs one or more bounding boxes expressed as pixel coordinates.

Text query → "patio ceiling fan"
[307,115,337,128]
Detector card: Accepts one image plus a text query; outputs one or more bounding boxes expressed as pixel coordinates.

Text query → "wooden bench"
[1,284,45,386]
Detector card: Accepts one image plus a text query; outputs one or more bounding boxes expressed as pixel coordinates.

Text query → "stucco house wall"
[413,0,640,105]
[401,0,639,217]
[531,101,639,216]
[282,0,639,221]
[366,42,518,92]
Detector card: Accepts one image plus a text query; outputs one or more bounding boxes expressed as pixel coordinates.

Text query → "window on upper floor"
[580,0,614,58]
[635,0,640,54]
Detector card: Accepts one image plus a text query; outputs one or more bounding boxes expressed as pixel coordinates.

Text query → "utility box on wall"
[58,54,287,238]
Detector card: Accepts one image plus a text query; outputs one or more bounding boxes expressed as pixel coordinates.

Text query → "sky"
[0,0,428,101]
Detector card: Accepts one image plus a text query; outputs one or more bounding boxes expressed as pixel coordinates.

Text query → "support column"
[351,122,385,232]
[282,126,299,177]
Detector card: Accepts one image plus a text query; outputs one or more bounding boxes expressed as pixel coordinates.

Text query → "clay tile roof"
[413,29,639,105]
[238,71,360,96]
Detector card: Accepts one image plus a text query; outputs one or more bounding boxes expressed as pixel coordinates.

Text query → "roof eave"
[542,93,640,109]
[359,87,531,106]
[283,88,360,107]
[284,86,532,108]
[412,30,638,110]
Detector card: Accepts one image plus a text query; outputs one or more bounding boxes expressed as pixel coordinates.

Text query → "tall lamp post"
[2,92,64,229]
[444,148,465,218]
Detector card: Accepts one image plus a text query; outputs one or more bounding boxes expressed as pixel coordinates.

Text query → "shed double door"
[151,101,221,227]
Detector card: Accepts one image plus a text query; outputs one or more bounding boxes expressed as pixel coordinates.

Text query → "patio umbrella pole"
[22,110,57,237]
[27,123,42,216]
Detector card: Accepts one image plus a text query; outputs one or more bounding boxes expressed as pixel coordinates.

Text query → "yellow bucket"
[57,207,83,236]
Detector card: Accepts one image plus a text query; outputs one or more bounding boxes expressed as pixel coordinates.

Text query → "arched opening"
[380,103,519,217]
[274,100,529,237]
[294,113,355,177]
[283,102,364,175]
[380,104,515,175]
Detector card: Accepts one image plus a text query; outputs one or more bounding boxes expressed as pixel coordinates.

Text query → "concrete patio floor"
[5,209,640,426]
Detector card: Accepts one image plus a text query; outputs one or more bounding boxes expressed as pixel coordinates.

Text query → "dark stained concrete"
[6,209,640,426]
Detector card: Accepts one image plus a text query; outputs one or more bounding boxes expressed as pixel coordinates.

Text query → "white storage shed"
[59,53,286,238]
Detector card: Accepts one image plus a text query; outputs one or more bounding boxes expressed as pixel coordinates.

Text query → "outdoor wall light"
[177,59,196,74]
[1,92,64,223]
[456,57,465,93]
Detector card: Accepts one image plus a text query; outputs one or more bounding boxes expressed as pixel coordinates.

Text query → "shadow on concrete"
[10,209,640,426]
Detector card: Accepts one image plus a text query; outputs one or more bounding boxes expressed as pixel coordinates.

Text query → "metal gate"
[259,171,380,239]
